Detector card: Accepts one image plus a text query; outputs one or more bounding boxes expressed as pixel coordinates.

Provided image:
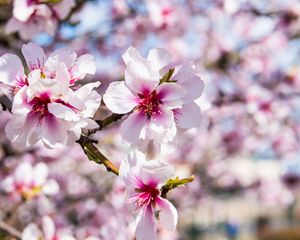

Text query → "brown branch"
[87,113,124,136]
[0,220,22,239]
[77,136,119,176]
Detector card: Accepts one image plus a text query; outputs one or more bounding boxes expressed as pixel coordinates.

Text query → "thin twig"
[87,113,124,136]
[0,220,22,239]
[77,136,119,176]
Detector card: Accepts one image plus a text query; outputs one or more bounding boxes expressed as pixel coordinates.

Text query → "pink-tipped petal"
[22,42,46,70]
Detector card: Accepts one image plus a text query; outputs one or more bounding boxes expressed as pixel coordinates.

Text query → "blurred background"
[1,0,300,239]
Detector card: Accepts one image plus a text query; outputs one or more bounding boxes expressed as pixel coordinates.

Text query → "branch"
[87,113,124,136]
[0,220,22,239]
[77,136,119,176]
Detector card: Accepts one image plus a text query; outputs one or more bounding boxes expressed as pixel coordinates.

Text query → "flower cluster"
[0,43,203,240]
[6,0,75,40]
[0,42,100,148]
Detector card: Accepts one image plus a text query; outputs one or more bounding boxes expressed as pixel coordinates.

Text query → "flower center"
[132,184,160,209]
[29,93,51,124]
[136,90,162,118]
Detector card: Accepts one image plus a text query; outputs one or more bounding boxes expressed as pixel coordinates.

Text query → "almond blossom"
[103,46,203,151]
[0,43,100,148]
[22,216,76,240]
[2,161,59,200]
[119,151,178,240]
[6,0,75,40]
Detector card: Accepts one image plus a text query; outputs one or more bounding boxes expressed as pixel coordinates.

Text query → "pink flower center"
[131,182,160,210]
[28,93,51,124]
[137,90,162,118]
[161,7,173,17]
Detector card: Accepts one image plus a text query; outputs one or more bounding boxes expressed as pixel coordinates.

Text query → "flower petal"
[147,48,171,72]
[122,46,142,65]
[43,179,59,195]
[74,82,101,117]
[120,111,148,146]
[33,163,48,186]
[125,56,160,94]
[42,216,55,240]
[15,162,33,186]
[46,47,77,71]
[48,102,80,121]
[22,42,46,70]
[157,197,178,231]
[135,205,157,240]
[0,53,24,85]
[104,81,137,114]
[157,82,184,109]
[140,160,174,186]
[41,114,68,148]
[22,223,43,240]
[175,102,202,129]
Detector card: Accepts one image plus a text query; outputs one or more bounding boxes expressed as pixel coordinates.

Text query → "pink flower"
[2,162,59,200]
[103,46,203,151]
[6,0,75,40]
[22,216,76,240]
[120,151,178,240]
[0,43,100,148]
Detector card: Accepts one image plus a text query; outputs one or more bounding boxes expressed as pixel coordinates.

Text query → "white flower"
[22,216,76,240]
[2,162,59,200]
[104,46,203,152]
[120,151,178,240]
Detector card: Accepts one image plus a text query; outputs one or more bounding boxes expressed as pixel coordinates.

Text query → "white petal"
[104,81,137,114]
[33,163,48,186]
[175,102,202,129]
[15,162,33,186]
[156,82,184,109]
[74,82,101,117]
[0,53,24,85]
[46,47,77,71]
[150,107,174,129]
[42,216,55,240]
[120,111,148,146]
[1,177,14,192]
[125,58,160,94]
[119,151,146,185]
[122,46,142,65]
[48,102,80,121]
[140,160,174,185]
[41,115,68,148]
[173,65,204,102]
[135,206,157,240]
[157,197,178,231]
[42,179,59,195]
[13,0,34,22]
[74,54,96,76]
[147,48,171,72]
[22,223,43,240]
[58,235,77,240]
[5,114,41,148]
[22,42,46,70]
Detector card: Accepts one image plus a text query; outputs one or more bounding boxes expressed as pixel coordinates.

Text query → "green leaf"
[159,68,175,84]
